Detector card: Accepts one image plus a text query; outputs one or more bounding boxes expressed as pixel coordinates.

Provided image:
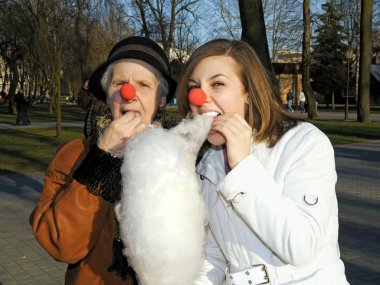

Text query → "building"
[272,51,302,105]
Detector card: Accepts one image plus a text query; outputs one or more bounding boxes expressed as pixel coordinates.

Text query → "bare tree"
[357,0,372,122]
[339,0,360,107]
[132,0,201,57]
[205,0,241,40]
[0,1,26,114]
[264,0,303,60]
[373,0,380,30]
[302,0,316,119]
[239,0,273,73]
[67,0,132,94]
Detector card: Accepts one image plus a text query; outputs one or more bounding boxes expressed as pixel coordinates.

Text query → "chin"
[207,132,226,146]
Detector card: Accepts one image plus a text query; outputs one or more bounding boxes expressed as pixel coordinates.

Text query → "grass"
[0,103,87,125]
[0,103,86,173]
[316,105,380,113]
[0,127,84,173]
[0,103,379,173]
[309,120,380,145]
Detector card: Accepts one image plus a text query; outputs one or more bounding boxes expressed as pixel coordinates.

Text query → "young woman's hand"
[97,111,146,158]
[212,113,252,169]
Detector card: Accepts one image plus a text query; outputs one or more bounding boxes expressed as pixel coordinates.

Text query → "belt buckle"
[252,264,270,285]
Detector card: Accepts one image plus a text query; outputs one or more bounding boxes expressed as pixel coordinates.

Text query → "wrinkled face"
[106,59,164,124]
[187,55,247,146]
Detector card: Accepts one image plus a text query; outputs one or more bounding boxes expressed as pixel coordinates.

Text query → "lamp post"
[345,47,353,120]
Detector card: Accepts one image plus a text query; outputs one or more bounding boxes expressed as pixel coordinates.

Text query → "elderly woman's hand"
[97,111,146,158]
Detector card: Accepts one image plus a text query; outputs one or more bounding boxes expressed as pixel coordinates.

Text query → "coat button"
[200,175,205,180]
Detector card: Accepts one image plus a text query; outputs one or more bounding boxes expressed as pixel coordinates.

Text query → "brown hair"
[176,39,300,147]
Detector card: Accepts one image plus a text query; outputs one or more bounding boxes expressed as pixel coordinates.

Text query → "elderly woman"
[30,36,176,285]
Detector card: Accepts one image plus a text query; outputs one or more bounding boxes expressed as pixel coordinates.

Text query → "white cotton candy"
[115,114,213,285]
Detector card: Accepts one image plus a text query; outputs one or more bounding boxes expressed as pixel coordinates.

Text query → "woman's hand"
[212,113,252,169]
[97,111,146,158]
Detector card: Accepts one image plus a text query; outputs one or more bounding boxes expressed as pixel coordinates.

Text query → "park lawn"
[308,120,380,145]
[1,104,380,173]
[0,127,83,173]
[0,103,86,124]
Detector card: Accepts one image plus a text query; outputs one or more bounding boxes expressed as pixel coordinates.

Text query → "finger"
[215,113,251,132]
[116,111,140,124]
[213,117,251,137]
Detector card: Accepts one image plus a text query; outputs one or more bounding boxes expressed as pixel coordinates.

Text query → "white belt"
[225,244,340,285]
[226,264,270,285]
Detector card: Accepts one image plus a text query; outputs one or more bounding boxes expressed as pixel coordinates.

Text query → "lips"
[121,109,141,116]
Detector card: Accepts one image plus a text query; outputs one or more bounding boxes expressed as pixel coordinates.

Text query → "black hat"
[89,36,176,104]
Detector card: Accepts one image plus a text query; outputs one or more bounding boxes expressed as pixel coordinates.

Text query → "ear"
[244,91,249,104]
[159,96,167,107]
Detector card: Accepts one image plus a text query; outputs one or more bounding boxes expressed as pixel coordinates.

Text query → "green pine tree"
[311,1,347,107]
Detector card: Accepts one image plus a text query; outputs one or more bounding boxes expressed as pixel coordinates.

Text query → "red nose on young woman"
[120,83,136,101]
[188,88,206,106]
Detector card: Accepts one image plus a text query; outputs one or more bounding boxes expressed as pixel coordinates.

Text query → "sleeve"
[193,225,227,285]
[219,127,337,266]
[29,139,114,264]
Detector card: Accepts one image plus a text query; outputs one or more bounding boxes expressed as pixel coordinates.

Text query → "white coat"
[194,122,349,285]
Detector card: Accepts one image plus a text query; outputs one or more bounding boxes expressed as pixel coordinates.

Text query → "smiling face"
[106,59,165,124]
[187,55,247,146]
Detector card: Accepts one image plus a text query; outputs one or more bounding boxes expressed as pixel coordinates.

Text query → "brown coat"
[29,139,134,285]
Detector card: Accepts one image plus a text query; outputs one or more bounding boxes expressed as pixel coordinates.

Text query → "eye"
[138,81,150,88]
[112,80,126,86]
[212,81,224,87]
[187,85,199,93]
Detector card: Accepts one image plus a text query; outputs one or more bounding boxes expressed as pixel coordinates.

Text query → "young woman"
[176,39,349,285]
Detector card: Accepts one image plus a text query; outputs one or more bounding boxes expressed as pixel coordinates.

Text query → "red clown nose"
[120,83,136,101]
[188,88,206,106]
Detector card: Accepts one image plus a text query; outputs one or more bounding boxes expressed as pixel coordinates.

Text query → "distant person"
[315,92,319,113]
[14,88,31,125]
[0,90,7,104]
[0,90,6,99]
[299,91,306,113]
[286,90,294,112]
[77,79,109,138]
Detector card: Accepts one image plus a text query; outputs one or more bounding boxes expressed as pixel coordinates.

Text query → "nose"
[188,88,206,106]
[120,83,136,101]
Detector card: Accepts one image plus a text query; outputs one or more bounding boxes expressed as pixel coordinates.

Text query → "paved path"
[334,140,380,283]
[0,172,66,285]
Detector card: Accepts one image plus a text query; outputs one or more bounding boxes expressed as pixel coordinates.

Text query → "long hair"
[176,39,299,147]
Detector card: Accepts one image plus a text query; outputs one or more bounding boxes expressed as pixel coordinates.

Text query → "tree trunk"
[8,80,18,115]
[55,31,62,138]
[357,0,372,122]
[5,61,19,114]
[238,0,274,74]
[302,0,317,119]
[136,0,150,38]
